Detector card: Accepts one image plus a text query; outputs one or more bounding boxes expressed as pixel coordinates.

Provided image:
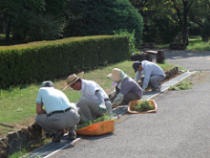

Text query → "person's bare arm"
[36,103,46,114]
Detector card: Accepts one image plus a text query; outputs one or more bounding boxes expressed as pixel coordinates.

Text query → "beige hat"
[107,68,121,82]
[63,71,84,90]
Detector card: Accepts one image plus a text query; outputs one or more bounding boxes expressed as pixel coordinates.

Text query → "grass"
[169,78,192,91]
[156,43,170,49]
[76,113,113,130]
[187,36,210,51]
[8,143,46,158]
[156,36,210,51]
[0,34,13,40]
[7,135,52,158]
[0,60,175,137]
[132,100,154,112]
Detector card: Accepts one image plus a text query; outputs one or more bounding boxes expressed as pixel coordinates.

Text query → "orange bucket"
[76,120,115,136]
[128,100,157,114]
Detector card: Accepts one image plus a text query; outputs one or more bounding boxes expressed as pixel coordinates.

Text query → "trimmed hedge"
[0,35,129,89]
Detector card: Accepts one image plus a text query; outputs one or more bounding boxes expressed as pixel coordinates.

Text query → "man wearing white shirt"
[35,81,80,142]
[63,72,112,121]
[132,60,165,92]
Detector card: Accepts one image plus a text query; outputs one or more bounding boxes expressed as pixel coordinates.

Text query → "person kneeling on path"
[63,72,112,122]
[107,68,143,108]
[35,81,80,143]
[132,60,166,92]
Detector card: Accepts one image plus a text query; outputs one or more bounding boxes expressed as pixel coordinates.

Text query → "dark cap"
[132,61,141,72]
[41,81,54,87]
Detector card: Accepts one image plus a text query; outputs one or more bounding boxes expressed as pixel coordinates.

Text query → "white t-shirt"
[80,79,108,101]
[35,87,75,114]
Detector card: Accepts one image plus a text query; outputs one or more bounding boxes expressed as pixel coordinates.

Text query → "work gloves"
[98,103,107,112]
[95,90,107,112]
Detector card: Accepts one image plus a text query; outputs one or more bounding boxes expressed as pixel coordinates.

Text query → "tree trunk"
[5,17,12,41]
[0,18,3,33]
[182,1,187,45]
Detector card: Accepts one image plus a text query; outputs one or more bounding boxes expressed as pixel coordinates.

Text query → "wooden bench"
[144,50,165,63]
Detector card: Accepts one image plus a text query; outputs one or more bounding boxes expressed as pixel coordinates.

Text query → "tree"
[64,0,144,46]
[130,0,210,44]
[129,0,179,43]
[0,0,47,41]
[0,0,66,42]
[169,0,194,45]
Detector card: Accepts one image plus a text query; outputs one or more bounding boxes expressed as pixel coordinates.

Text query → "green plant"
[156,36,210,51]
[76,113,114,130]
[114,29,136,53]
[201,20,210,41]
[0,35,129,89]
[132,101,154,112]
[169,79,192,91]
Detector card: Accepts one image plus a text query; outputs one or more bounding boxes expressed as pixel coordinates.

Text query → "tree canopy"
[64,0,144,46]
[1,0,210,44]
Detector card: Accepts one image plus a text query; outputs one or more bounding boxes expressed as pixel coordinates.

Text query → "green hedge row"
[0,35,129,89]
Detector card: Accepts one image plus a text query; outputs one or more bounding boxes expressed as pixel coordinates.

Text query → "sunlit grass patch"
[169,79,192,91]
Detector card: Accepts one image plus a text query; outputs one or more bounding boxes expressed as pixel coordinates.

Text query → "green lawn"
[0,60,175,137]
[156,36,210,51]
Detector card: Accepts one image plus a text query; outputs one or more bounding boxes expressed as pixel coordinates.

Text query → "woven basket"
[128,100,157,114]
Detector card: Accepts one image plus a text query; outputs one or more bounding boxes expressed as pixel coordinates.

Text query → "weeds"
[169,79,192,91]
[76,113,114,130]
[132,101,154,112]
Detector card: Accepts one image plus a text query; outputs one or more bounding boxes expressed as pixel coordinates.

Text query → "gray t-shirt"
[119,77,143,97]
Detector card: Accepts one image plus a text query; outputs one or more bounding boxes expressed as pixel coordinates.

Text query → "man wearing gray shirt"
[132,60,165,92]
[107,68,143,107]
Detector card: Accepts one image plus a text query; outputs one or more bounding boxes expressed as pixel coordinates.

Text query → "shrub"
[12,12,62,42]
[65,0,143,47]
[143,18,179,44]
[0,35,129,89]
[113,29,136,53]
[201,20,210,41]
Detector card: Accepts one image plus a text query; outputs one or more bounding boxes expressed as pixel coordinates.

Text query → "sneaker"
[68,131,77,140]
[52,131,64,143]
[152,85,162,92]
[151,88,160,91]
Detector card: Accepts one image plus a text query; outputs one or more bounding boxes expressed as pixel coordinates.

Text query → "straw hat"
[63,71,84,90]
[107,68,121,82]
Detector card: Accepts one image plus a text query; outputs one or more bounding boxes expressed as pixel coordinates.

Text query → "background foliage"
[64,0,143,47]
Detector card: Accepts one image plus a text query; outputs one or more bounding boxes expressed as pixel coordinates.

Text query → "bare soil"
[188,72,210,84]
